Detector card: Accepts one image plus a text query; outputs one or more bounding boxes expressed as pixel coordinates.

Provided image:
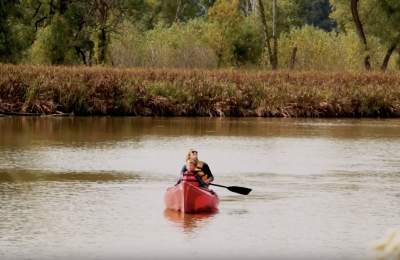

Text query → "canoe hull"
[165,181,219,213]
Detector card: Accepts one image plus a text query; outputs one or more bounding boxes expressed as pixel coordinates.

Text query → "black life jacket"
[194,161,209,181]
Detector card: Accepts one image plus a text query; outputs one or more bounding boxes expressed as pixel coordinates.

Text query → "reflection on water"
[2,118,400,176]
[0,170,138,183]
[163,209,218,234]
[1,117,400,259]
[2,117,400,146]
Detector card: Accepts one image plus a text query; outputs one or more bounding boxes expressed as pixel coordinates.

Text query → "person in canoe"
[176,149,214,188]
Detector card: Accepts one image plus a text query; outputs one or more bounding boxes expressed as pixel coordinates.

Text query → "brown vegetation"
[1,64,400,117]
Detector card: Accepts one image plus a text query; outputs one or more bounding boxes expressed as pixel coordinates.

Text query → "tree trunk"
[89,47,94,66]
[97,27,107,64]
[381,42,398,71]
[75,47,87,65]
[397,49,400,70]
[289,46,297,70]
[49,0,56,15]
[175,0,182,23]
[257,0,274,69]
[59,0,68,14]
[350,0,371,70]
[241,0,256,16]
[272,38,278,70]
[272,0,278,70]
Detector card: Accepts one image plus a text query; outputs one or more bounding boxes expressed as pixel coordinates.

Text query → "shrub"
[1,64,400,117]
[109,20,218,69]
[278,26,398,71]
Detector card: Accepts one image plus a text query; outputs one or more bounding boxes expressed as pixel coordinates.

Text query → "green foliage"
[109,21,145,67]
[204,0,263,66]
[0,1,13,62]
[331,0,400,68]
[258,0,304,35]
[234,15,264,65]
[0,0,24,62]
[331,0,400,41]
[110,19,217,68]
[109,1,263,68]
[138,0,216,28]
[30,15,78,64]
[295,0,336,31]
[279,26,353,70]
[278,26,397,70]
[1,0,400,71]
[206,0,244,66]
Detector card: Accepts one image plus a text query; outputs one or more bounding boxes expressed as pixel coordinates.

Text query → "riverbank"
[1,64,400,117]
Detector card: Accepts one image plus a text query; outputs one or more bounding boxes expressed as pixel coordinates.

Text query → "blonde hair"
[186,149,198,162]
[186,159,197,166]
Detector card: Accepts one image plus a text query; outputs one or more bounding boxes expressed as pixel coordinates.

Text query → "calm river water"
[1,117,399,260]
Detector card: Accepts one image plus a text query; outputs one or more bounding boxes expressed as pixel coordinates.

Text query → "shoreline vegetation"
[1,64,400,118]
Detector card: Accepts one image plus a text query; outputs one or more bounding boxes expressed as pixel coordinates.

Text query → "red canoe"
[164,174,219,213]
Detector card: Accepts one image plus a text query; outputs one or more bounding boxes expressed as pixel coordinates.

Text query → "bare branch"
[32,1,42,19]
[34,16,47,31]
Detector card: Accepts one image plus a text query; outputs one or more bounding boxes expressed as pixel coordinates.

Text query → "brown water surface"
[1,117,400,259]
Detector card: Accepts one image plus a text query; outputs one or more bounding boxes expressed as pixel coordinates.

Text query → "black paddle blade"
[227,186,252,195]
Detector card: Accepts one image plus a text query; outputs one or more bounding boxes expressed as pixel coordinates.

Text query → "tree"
[0,0,25,62]
[295,0,336,31]
[206,0,244,66]
[239,0,257,16]
[257,0,276,69]
[140,0,215,28]
[350,0,371,70]
[11,0,93,64]
[331,0,400,71]
[256,0,312,69]
[88,0,154,64]
[372,0,400,71]
[86,0,125,64]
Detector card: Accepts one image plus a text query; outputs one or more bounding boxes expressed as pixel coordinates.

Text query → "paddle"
[210,183,252,195]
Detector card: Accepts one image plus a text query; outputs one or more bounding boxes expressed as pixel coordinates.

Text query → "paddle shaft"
[209,183,228,188]
[210,183,252,195]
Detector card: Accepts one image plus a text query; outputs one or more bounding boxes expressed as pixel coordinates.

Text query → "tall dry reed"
[1,64,400,117]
